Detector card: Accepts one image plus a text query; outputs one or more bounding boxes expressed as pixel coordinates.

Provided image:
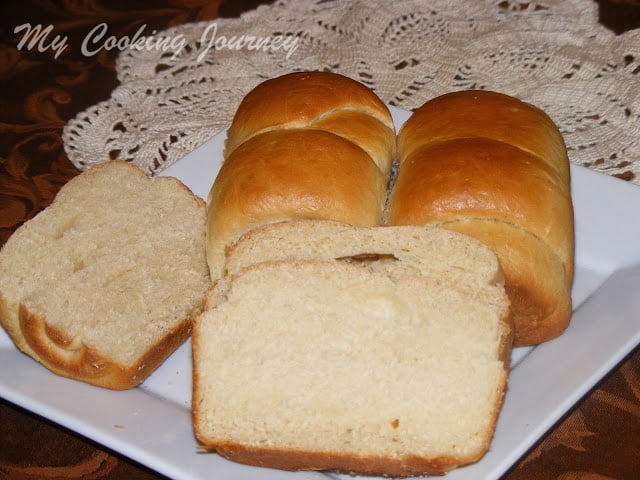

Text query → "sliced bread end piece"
[0,160,210,389]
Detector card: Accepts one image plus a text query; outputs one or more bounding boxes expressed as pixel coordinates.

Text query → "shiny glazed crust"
[206,72,396,279]
[389,90,575,346]
[397,89,570,183]
[224,71,396,172]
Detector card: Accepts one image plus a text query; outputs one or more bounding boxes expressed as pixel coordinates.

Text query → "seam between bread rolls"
[431,216,572,344]
[225,112,396,174]
[207,72,397,281]
[398,135,569,184]
[228,105,395,133]
[309,106,395,129]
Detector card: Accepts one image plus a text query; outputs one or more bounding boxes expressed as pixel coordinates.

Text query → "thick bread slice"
[0,160,210,390]
[224,219,504,290]
[193,260,511,477]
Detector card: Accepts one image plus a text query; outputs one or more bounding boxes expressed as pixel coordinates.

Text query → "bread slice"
[224,219,504,289]
[0,160,210,390]
[193,223,512,476]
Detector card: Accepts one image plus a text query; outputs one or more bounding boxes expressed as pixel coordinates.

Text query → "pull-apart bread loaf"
[0,160,210,389]
[205,71,396,280]
[388,90,575,346]
[193,220,512,477]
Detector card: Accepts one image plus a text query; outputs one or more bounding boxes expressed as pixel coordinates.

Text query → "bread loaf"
[0,160,210,389]
[387,90,574,346]
[193,223,512,476]
[205,71,396,280]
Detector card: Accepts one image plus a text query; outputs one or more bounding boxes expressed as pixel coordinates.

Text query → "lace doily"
[62,0,640,184]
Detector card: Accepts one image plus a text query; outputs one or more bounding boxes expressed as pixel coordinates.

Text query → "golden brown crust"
[224,71,395,162]
[206,129,387,279]
[18,303,193,390]
[397,89,570,183]
[389,90,575,346]
[388,138,573,279]
[194,84,529,474]
[206,72,396,281]
[310,110,396,173]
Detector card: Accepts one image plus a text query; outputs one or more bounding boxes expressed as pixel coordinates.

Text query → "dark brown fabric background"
[1,1,639,479]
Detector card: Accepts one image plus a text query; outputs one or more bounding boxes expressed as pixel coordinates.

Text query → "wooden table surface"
[1,1,639,479]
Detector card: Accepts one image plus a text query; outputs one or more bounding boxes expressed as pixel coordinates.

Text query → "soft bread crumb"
[193,222,511,476]
[0,160,210,389]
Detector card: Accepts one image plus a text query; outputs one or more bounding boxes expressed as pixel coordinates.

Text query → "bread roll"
[223,71,396,173]
[0,161,209,389]
[205,72,396,279]
[388,90,574,346]
[193,224,511,476]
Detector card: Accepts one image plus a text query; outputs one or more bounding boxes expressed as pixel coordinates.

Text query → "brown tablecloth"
[1,1,639,479]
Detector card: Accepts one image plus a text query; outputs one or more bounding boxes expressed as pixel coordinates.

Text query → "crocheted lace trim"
[62,0,640,184]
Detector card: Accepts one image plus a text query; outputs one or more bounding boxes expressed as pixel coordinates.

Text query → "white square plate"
[1,107,639,480]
